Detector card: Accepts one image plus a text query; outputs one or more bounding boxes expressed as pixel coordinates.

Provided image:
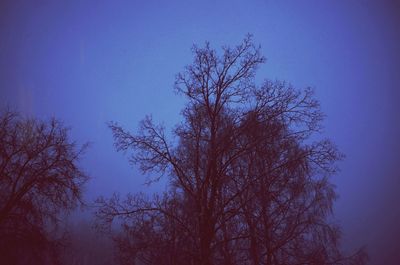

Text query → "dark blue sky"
[1,1,399,264]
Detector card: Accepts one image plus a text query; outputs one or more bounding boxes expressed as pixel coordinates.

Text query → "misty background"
[0,1,399,264]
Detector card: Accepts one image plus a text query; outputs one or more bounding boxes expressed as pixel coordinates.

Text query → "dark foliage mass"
[96,36,368,265]
[0,110,88,265]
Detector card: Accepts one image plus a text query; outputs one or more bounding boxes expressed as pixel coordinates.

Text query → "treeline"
[0,36,367,265]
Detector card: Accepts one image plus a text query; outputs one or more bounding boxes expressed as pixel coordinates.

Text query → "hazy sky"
[1,1,399,264]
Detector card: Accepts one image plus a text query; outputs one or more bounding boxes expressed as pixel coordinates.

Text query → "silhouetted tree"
[0,110,88,265]
[96,36,367,265]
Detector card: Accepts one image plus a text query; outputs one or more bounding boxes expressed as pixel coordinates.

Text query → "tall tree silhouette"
[0,110,88,265]
[96,36,367,265]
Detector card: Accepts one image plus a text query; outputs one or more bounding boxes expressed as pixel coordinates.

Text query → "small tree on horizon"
[0,109,88,265]
[96,35,367,265]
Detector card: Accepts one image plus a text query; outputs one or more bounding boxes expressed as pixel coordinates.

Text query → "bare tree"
[0,110,88,265]
[96,36,367,265]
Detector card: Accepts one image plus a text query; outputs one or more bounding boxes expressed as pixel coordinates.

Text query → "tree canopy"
[0,110,88,265]
[96,36,367,265]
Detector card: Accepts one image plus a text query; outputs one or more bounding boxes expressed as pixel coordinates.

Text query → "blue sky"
[1,1,399,264]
